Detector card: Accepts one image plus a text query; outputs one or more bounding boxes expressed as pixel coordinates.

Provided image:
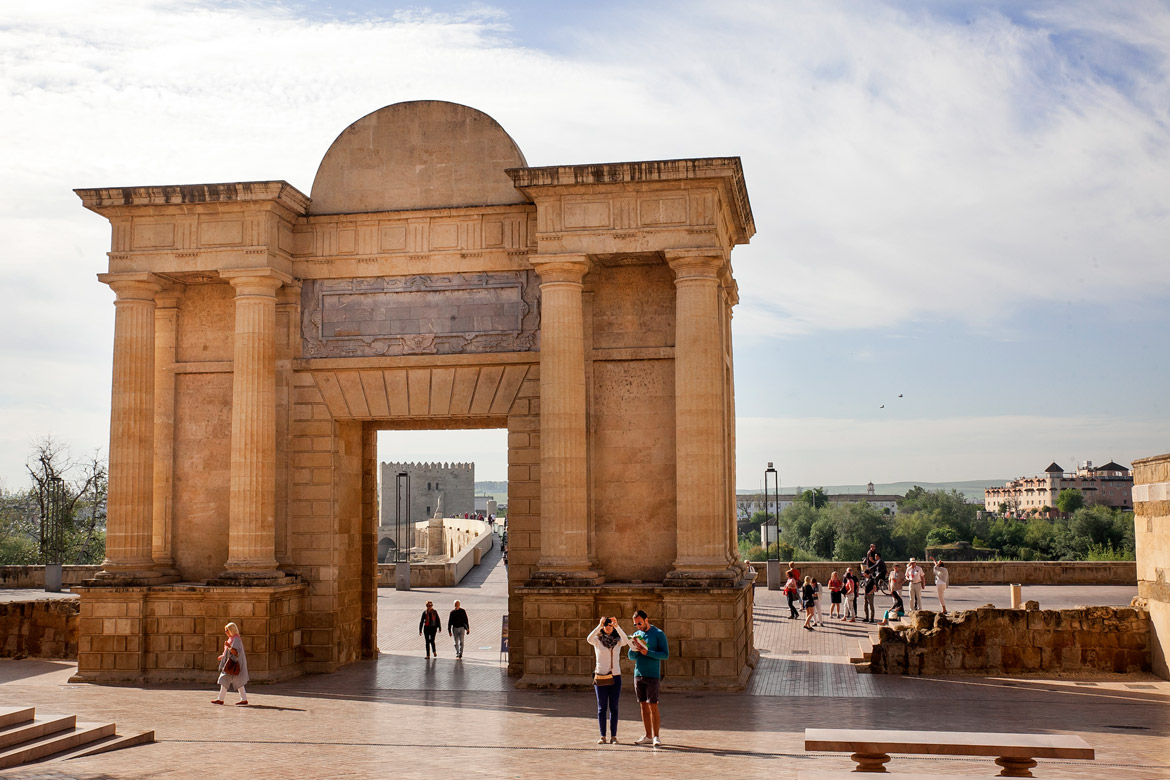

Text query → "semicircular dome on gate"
[308,100,530,215]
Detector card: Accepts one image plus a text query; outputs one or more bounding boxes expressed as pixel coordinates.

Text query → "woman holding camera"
[586,616,630,744]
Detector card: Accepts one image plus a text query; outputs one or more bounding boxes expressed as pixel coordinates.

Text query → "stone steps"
[849,637,874,665]
[0,705,152,770]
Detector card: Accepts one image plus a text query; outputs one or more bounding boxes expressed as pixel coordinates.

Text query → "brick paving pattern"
[1,551,1166,779]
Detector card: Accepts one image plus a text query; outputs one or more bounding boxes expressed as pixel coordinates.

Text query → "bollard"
[766,559,781,590]
[44,563,62,593]
[1010,583,1022,609]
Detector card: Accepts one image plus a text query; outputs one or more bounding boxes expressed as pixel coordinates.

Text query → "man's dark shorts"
[634,676,660,704]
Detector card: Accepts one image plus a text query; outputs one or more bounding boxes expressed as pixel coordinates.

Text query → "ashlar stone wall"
[0,599,79,659]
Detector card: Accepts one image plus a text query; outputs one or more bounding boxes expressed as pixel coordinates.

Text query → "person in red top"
[827,571,844,619]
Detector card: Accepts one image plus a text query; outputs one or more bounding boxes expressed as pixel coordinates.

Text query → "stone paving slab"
[0,552,1164,779]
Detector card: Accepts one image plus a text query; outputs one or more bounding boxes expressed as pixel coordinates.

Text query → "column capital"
[221,268,294,294]
[665,250,725,281]
[723,277,740,307]
[530,253,590,284]
[155,284,185,310]
[98,272,163,300]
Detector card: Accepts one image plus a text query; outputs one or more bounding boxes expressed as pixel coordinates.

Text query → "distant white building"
[738,482,901,520]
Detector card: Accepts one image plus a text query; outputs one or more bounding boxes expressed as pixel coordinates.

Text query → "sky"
[2,0,1169,491]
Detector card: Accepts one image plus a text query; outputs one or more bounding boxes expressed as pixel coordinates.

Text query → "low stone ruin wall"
[870,603,1150,675]
[0,598,80,659]
[754,560,1136,588]
[0,565,102,588]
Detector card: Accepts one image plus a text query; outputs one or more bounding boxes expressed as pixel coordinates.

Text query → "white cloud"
[1,1,1168,486]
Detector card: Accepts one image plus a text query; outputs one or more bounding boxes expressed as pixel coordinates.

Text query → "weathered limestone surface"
[74,101,756,688]
[869,603,1150,675]
[1133,451,1170,679]
[0,599,79,659]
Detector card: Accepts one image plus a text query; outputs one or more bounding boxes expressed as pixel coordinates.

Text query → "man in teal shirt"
[629,609,668,746]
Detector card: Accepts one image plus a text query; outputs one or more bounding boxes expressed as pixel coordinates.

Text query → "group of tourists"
[780,546,950,630]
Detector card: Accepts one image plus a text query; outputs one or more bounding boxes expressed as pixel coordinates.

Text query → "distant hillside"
[476,481,508,503]
[736,480,1007,502]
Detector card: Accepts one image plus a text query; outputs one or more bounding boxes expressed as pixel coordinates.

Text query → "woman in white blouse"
[586,616,630,744]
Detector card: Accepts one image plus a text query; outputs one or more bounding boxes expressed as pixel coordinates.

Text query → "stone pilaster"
[151,288,181,571]
[95,273,168,582]
[665,251,738,586]
[529,254,601,584]
[218,269,292,581]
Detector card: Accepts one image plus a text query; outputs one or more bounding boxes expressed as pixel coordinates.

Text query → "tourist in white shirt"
[905,557,925,611]
[587,617,629,744]
[931,556,949,613]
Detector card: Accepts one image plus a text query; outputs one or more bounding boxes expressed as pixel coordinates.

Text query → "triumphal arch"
[74,101,757,688]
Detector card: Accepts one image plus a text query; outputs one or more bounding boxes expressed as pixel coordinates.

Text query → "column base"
[88,567,180,586]
[527,567,605,586]
[209,569,297,586]
[663,565,744,588]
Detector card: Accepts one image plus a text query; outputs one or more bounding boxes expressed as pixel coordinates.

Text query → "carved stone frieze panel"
[301,271,540,357]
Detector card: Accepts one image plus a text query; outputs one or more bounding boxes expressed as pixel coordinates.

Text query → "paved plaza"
[2,546,1168,779]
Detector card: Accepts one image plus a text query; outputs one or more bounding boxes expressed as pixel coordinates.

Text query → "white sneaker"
[609,736,619,744]
[652,736,662,747]
[635,736,654,745]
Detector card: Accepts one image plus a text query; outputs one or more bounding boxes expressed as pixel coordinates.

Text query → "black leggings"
[423,628,438,655]
[786,591,799,618]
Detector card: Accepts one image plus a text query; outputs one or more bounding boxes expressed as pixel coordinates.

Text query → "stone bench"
[804,728,1094,777]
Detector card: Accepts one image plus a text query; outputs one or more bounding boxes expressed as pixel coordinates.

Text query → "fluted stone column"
[96,273,165,581]
[666,251,737,585]
[219,269,291,581]
[151,289,181,571]
[530,254,601,584]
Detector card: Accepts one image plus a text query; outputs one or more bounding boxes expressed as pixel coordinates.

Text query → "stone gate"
[73,100,757,688]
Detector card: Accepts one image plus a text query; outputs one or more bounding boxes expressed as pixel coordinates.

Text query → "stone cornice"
[507,157,755,244]
[75,181,310,220]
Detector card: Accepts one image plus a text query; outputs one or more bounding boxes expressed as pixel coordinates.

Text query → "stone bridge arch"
[73,100,757,688]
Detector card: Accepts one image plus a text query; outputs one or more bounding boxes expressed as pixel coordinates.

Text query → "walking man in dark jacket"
[448,600,470,659]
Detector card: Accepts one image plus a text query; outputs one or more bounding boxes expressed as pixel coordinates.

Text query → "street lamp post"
[394,472,411,591]
[764,463,781,591]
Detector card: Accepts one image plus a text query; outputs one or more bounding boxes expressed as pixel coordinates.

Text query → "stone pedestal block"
[71,582,306,684]
[513,579,756,690]
[1133,452,1170,680]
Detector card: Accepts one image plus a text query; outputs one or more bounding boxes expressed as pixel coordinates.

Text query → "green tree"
[891,510,935,559]
[798,487,829,509]
[779,502,819,557]
[1055,489,1085,514]
[829,501,892,562]
[808,514,837,559]
[1,438,108,566]
[925,525,958,546]
[898,488,978,540]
